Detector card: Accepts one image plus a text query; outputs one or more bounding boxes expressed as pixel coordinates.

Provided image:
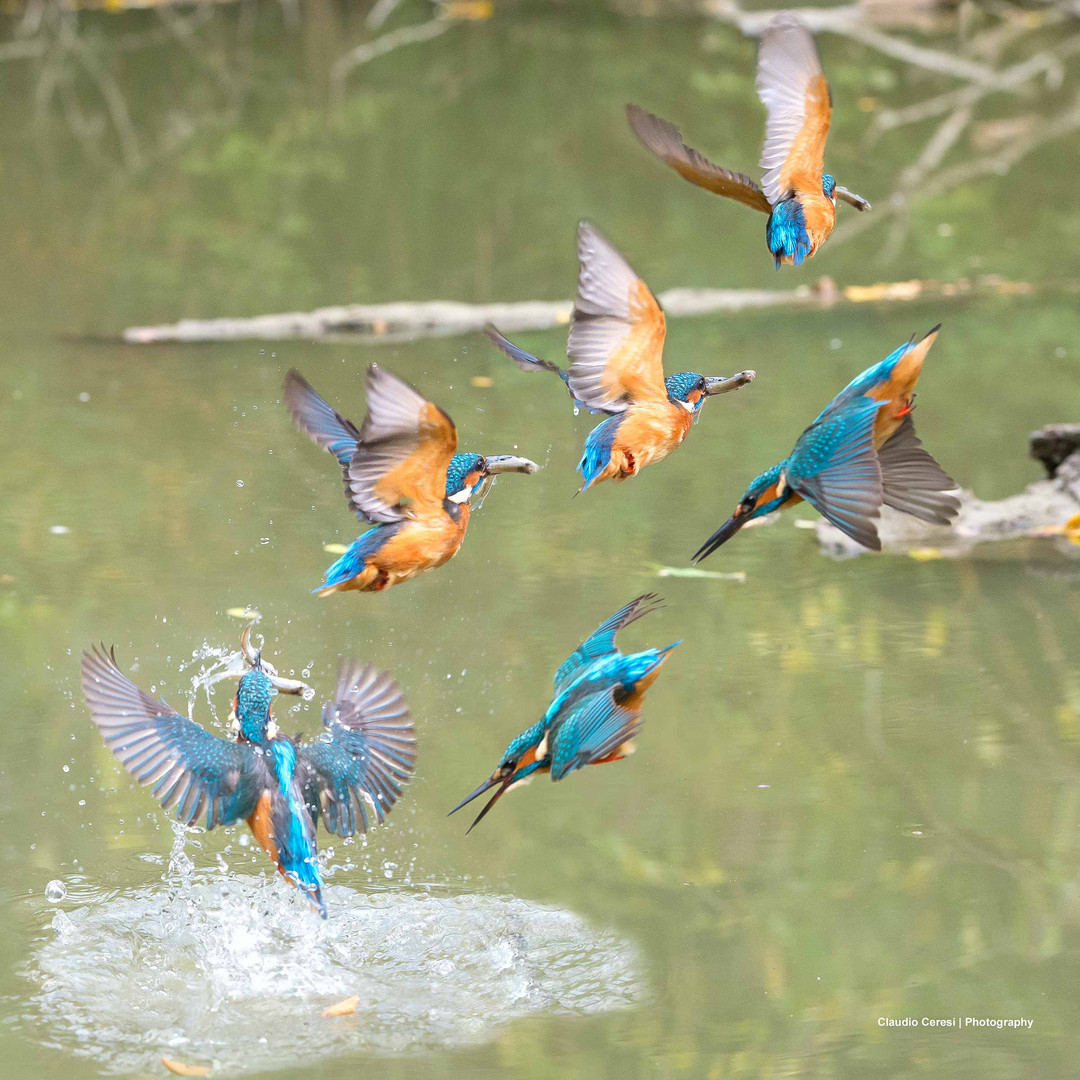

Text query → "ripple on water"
[24,872,645,1075]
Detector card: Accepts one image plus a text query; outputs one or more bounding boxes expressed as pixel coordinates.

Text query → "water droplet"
[49,525,70,535]
[45,880,66,903]
[236,480,245,488]
[78,392,90,403]
[259,537,270,546]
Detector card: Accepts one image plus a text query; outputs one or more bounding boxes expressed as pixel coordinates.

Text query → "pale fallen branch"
[120,276,1054,345]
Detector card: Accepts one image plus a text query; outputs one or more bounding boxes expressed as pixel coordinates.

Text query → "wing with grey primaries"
[298,660,417,837]
[877,413,960,524]
[756,13,826,206]
[81,645,266,828]
[626,105,771,213]
[549,687,642,782]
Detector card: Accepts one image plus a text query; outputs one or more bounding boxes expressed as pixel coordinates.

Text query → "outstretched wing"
[567,222,668,413]
[626,105,771,213]
[789,396,885,551]
[347,365,458,522]
[553,593,664,693]
[756,13,831,205]
[549,687,643,782]
[80,645,264,829]
[298,660,416,837]
[283,369,368,519]
[877,412,960,525]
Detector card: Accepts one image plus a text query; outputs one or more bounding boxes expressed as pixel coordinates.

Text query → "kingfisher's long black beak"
[835,186,871,212]
[448,776,501,818]
[704,371,756,396]
[692,513,745,563]
[464,772,518,835]
[484,454,539,475]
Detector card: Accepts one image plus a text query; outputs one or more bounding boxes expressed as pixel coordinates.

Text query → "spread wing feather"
[567,222,668,413]
[549,687,642,782]
[298,661,416,837]
[789,397,885,551]
[347,365,457,522]
[80,645,265,829]
[553,593,664,693]
[626,105,771,213]
[877,413,960,525]
[756,13,831,205]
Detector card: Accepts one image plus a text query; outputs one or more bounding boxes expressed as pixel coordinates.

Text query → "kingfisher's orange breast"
[609,400,694,478]
[246,789,280,868]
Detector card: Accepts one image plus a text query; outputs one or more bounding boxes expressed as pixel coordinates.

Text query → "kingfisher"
[80,624,417,917]
[627,12,870,268]
[284,366,538,594]
[484,221,755,492]
[693,326,960,559]
[449,594,678,832]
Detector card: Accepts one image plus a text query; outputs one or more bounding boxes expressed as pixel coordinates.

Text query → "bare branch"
[331,16,453,101]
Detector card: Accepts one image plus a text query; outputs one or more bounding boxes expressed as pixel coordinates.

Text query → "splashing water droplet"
[45,880,67,902]
[24,872,643,1073]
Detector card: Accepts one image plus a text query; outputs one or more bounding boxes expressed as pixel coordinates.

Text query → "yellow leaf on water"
[225,607,260,620]
[443,0,494,19]
[908,547,943,561]
[470,376,494,388]
[161,1059,210,1078]
[844,281,922,303]
[323,543,349,555]
[322,995,359,1018]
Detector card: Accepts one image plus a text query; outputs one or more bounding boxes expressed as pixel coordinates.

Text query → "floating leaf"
[321,995,359,1018]
[470,376,494,388]
[908,547,943,561]
[225,607,260,620]
[653,565,745,582]
[323,543,349,555]
[161,1059,210,1078]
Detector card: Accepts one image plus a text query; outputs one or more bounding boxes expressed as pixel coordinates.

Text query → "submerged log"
[120,275,1045,345]
[814,425,1080,559]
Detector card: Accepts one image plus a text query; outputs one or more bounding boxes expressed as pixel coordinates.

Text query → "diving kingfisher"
[693,326,960,559]
[80,624,417,917]
[284,366,538,594]
[449,594,678,832]
[485,221,755,492]
[627,12,871,268]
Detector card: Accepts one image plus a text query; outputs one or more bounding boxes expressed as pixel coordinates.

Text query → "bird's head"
[666,370,756,418]
[692,463,792,560]
[445,451,539,506]
[233,623,310,743]
[822,173,836,202]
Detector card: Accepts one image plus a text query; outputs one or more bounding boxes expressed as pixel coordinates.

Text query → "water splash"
[24,853,644,1074]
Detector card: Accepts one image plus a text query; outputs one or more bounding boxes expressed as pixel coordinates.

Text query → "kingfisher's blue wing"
[553,594,664,693]
[298,660,416,837]
[81,645,265,829]
[815,338,916,422]
[549,687,643,782]
[284,369,367,519]
[789,396,885,551]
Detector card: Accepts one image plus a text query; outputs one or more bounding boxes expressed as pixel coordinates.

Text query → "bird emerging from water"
[485,222,755,492]
[81,624,416,917]
[627,12,870,268]
[449,594,678,832]
[693,326,960,559]
[284,366,538,594]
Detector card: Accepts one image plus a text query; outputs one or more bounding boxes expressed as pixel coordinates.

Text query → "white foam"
[24,866,644,1075]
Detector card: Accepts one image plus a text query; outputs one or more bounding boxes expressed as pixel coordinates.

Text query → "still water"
[2,3,1080,1077]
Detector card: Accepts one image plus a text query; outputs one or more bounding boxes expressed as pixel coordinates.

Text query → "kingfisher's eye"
[739,496,756,514]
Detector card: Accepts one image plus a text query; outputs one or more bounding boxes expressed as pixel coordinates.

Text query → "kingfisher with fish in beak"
[485,222,755,492]
[284,365,538,594]
[627,12,871,268]
[81,624,416,917]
